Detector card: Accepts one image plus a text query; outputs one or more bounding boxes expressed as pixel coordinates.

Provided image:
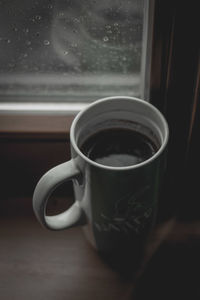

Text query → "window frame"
[149,0,200,221]
[0,103,86,139]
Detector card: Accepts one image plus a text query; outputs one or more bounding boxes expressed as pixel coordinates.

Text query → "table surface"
[1,214,200,300]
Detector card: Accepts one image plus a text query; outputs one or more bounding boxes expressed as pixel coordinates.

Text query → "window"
[0,0,151,108]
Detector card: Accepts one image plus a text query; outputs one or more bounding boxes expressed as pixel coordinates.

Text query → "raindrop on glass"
[58,12,64,17]
[26,40,31,46]
[8,63,15,68]
[35,15,42,21]
[43,40,50,46]
[103,36,109,42]
[74,18,80,23]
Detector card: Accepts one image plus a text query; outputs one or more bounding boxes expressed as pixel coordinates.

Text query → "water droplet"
[43,40,50,46]
[103,36,109,42]
[25,28,29,33]
[48,4,53,9]
[35,15,42,21]
[58,12,64,17]
[74,66,81,72]
[7,39,11,43]
[13,27,18,32]
[23,53,28,58]
[122,57,127,61]
[8,63,15,68]
[71,43,77,47]
[26,40,31,46]
[64,51,69,55]
[74,18,80,23]
[114,22,119,27]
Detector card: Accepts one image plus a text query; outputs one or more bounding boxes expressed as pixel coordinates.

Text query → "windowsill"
[1,209,200,299]
[0,114,75,139]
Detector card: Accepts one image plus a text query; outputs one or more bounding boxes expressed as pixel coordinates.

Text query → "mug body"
[70,96,168,265]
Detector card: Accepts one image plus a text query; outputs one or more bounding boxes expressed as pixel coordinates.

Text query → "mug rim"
[70,96,169,171]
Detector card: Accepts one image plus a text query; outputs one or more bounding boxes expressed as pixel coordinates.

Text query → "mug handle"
[32,159,86,230]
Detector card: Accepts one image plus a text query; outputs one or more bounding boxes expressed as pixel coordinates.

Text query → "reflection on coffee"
[80,127,159,167]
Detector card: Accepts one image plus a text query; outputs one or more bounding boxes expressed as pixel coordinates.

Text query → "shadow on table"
[132,239,200,299]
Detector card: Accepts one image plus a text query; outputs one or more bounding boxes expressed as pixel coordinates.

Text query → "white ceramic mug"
[33,96,169,270]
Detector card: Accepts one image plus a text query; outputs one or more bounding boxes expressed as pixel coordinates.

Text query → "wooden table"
[1,208,200,299]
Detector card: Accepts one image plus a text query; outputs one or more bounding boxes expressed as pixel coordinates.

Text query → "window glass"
[0,0,145,102]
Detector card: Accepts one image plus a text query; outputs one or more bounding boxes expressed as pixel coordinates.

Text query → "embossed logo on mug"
[94,185,152,234]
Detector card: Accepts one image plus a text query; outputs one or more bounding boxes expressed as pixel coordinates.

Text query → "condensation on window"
[0,0,144,102]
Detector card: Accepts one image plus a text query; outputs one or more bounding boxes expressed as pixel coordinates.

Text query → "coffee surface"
[80,127,158,167]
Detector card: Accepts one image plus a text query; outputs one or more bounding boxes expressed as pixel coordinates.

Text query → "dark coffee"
[80,127,159,167]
